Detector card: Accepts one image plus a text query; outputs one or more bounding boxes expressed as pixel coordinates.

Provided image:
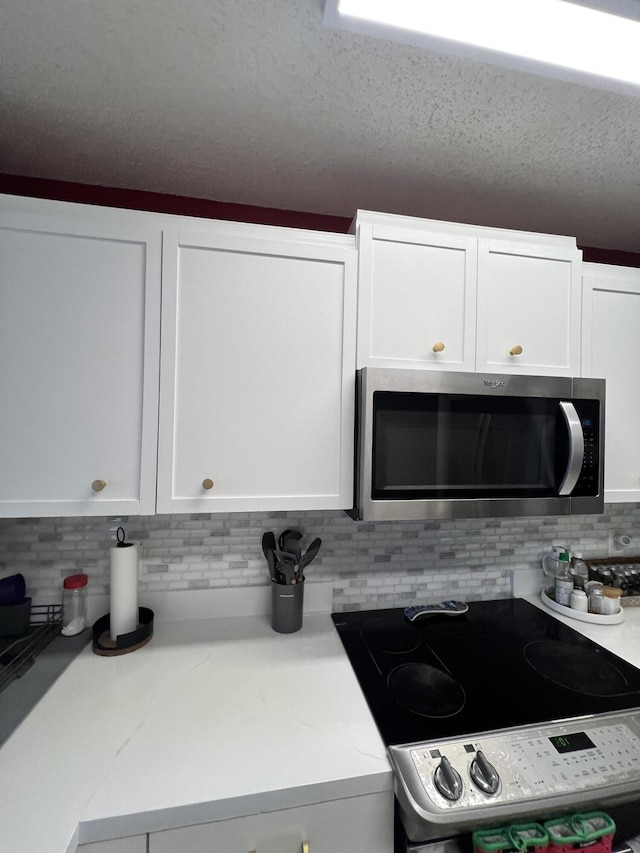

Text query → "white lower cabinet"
[156,226,357,513]
[582,263,640,502]
[76,837,147,853]
[149,792,393,853]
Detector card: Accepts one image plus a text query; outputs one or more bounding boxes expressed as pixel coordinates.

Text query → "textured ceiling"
[1,0,640,250]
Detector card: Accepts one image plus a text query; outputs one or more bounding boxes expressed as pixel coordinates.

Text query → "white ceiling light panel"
[324,0,640,95]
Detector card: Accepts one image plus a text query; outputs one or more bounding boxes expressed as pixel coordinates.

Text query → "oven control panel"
[388,709,640,824]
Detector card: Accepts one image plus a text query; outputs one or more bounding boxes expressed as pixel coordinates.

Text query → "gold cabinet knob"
[432,341,445,353]
[202,478,214,491]
[302,844,310,853]
[509,345,523,356]
[91,479,107,492]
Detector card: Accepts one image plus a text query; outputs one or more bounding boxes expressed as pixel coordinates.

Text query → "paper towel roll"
[110,542,139,641]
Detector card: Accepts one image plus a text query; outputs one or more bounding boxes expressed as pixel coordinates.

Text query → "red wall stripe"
[0,174,352,234]
[1,173,638,266]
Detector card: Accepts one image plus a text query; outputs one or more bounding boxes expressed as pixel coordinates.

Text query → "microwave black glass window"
[371,392,599,501]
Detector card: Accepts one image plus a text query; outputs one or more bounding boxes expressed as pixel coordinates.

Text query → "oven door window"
[372,392,570,500]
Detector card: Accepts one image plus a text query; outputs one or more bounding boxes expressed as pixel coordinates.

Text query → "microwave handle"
[558,401,585,495]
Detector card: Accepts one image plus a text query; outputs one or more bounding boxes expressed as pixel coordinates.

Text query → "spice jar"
[569,588,589,612]
[602,586,622,615]
[588,586,605,615]
[61,573,88,636]
[596,567,614,586]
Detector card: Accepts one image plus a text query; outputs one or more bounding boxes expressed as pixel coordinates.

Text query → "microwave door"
[435,408,451,486]
[472,412,491,484]
[436,408,490,491]
[558,401,585,495]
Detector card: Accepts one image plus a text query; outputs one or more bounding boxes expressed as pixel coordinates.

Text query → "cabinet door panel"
[476,239,582,375]
[157,229,356,513]
[0,212,160,516]
[582,264,640,502]
[357,224,477,370]
[150,791,393,853]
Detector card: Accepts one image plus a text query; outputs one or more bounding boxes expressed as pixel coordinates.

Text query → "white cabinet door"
[356,217,582,377]
[149,791,393,853]
[582,263,640,502]
[476,239,582,376]
[356,222,477,371]
[0,206,161,517]
[157,226,357,513]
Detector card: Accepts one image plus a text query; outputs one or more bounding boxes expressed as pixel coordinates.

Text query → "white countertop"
[0,586,392,853]
[2,590,640,853]
[526,593,640,668]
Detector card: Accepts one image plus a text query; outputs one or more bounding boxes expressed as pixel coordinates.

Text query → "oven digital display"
[549,732,596,753]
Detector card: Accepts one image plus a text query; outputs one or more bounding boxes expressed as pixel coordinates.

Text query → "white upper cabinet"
[582,263,640,503]
[0,198,161,517]
[156,225,357,514]
[356,222,477,371]
[476,238,582,375]
[2,195,598,518]
[355,211,582,377]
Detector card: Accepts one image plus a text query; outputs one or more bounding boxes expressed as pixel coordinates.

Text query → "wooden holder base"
[92,607,154,656]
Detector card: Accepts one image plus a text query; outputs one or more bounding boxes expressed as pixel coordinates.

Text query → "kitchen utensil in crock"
[300,538,321,570]
[261,531,276,559]
[275,550,298,584]
[278,529,303,551]
[266,548,278,583]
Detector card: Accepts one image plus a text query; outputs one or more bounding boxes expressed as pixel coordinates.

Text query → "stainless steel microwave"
[350,368,605,521]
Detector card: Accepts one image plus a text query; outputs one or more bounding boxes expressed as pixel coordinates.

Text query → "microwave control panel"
[572,399,601,496]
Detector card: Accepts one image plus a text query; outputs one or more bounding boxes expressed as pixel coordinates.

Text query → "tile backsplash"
[0,504,638,613]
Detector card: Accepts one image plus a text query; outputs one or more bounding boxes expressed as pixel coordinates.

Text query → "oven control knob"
[434,756,463,801]
[470,750,500,795]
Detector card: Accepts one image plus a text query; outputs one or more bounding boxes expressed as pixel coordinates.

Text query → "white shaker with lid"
[569,588,588,612]
[61,573,88,636]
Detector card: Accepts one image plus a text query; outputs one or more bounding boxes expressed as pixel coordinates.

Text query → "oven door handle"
[558,401,585,496]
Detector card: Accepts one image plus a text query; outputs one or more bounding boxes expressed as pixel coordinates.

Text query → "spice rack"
[585,555,640,607]
[0,604,62,693]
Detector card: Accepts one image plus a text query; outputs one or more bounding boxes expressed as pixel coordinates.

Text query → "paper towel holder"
[92,607,154,656]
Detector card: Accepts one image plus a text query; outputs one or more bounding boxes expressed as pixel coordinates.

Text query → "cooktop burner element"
[332,598,640,746]
[524,640,631,696]
[388,662,466,718]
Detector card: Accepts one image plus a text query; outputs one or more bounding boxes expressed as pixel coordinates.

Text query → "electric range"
[332,598,640,852]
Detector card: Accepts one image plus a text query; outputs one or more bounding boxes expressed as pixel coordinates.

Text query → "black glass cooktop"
[332,598,640,746]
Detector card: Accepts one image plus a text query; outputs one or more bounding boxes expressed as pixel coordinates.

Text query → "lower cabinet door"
[149,791,394,853]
